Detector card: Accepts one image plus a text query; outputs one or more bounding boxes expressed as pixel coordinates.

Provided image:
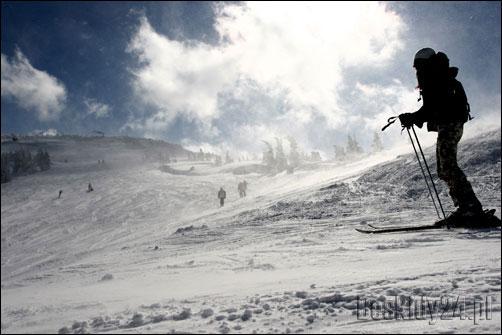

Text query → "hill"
[1,128,500,334]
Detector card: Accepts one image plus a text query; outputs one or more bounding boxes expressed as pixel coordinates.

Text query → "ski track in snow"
[1,130,501,334]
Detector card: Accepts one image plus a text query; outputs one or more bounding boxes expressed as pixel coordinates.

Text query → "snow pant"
[436,122,482,212]
[220,198,225,207]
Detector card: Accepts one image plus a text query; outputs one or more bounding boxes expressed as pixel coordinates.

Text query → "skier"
[218,187,226,207]
[242,180,248,197]
[398,48,483,222]
[87,182,94,193]
[58,190,63,199]
[237,182,243,198]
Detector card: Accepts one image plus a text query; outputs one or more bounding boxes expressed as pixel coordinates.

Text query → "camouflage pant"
[436,122,482,211]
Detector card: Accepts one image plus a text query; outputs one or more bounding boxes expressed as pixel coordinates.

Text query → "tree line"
[1,149,51,183]
[334,131,383,161]
[261,137,320,174]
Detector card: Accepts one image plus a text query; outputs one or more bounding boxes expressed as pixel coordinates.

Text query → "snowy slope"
[1,129,500,334]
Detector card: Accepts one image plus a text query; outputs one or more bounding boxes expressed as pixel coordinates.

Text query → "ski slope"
[1,130,501,334]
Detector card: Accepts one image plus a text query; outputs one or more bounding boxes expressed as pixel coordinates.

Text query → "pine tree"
[262,141,275,171]
[334,144,346,161]
[35,149,51,171]
[1,153,11,183]
[13,149,32,174]
[310,151,322,162]
[12,151,22,174]
[42,150,51,170]
[372,131,383,152]
[225,151,233,164]
[35,149,44,171]
[287,137,301,168]
[274,138,287,172]
[346,134,363,156]
[24,150,33,173]
[214,155,222,166]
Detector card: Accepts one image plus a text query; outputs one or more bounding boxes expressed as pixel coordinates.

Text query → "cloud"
[84,98,111,118]
[28,128,59,136]
[1,49,67,121]
[126,2,407,153]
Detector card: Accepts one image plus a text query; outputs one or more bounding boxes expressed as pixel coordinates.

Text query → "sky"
[1,1,501,157]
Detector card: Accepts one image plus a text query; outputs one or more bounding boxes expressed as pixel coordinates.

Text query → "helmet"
[413,47,435,67]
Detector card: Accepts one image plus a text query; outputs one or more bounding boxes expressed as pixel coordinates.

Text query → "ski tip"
[355,228,375,234]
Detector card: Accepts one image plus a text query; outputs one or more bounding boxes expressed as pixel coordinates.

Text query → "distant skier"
[238,180,248,197]
[218,187,226,207]
[237,181,248,198]
[238,182,244,198]
[58,190,63,199]
[398,48,483,222]
[87,182,94,193]
[242,180,248,197]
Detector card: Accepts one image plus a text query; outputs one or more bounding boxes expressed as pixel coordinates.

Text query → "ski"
[357,209,501,234]
[356,224,443,234]
[366,222,444,231]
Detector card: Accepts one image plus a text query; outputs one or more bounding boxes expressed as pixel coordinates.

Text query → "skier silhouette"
[218,187,226,207]
[398,48,483,221]
[241,180,247,197]
[237,182,243,198]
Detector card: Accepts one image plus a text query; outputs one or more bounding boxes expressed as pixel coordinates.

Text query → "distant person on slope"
[242,180,248,197]
[58,190,63,199]
[218,187,226,207]
[87,182,94,193]
[238,182,244,198]
[398,48,483,221]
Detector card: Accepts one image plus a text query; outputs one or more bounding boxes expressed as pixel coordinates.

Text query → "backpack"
[447,67,473,123]
[419,52,473,124]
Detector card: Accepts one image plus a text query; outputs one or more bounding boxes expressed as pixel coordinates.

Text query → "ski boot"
[435,208,501,229]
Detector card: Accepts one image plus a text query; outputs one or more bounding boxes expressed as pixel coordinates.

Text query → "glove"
[399,113,416,128]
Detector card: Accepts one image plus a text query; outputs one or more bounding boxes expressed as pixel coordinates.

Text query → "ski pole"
[406,127,442,220]
[411,126,446,219]
[381,117,446,221]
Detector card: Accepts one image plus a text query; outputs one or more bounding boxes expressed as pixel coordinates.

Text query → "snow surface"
[1,130,501,334]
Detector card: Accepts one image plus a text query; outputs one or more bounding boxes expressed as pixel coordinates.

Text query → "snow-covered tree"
[225,151,233,164]
[287,136,301,168]
[346,134,363,156]
[1,149,50,183]
[214,155,222,166]
[310,151,322,162]
[13,149,35,174]
[275,138,288,172]
[262,141,275,171]
[1,153,11,183]
[198,148,205,161]
[34,149,51,171]
[334,144,346,161]
[372,131,383,153]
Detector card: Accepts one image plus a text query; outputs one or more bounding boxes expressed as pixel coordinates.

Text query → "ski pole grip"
[381,116,398,131]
